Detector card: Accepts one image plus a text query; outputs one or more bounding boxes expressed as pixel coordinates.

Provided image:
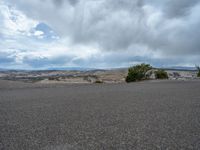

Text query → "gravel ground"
[0,80,200,150]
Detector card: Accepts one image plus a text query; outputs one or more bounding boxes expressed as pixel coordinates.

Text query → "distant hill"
[161,66,197,71]
[0,66,197,72]
[46,67,97,71]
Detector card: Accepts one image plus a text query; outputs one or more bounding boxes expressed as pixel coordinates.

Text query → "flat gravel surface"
[0,80,200,150]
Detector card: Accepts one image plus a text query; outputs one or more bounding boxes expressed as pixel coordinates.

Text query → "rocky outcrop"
[146,69,198,80]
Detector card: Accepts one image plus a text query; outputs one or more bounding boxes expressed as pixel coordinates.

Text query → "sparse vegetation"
[48,76,60,81]
[126,63,152,82]
[196,66,200,77]
[155,69,168,79]
[95,80,103,83]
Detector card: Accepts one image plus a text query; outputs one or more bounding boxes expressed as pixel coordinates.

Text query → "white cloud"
[0,1,38,36]
[34,30,44,36]
[0,0,200,69]
[34,30,44,39]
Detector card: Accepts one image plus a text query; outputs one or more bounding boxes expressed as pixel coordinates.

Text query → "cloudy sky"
[0,0,200,69]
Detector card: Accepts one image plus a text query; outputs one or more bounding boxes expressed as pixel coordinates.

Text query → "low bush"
[95,80,103,83]
[196,66,200,77]
[126,63,152,82]
[48,77,60,81]
[155,69,168,79]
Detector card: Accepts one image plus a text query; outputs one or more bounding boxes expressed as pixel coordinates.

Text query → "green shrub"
[155,69,168,79]
[126,63,152,82]
[196,66,200,77]
[48,77,60,81]
[48,77,55,80]
[95,80,103,83]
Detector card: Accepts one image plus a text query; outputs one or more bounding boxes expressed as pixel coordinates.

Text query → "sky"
[0,0,200,69]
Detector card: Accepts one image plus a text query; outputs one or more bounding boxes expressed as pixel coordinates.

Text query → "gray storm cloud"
[7,0,200,58]
[164,0,199,18]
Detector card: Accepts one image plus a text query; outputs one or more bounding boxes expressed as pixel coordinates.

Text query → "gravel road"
[0,80,200,149]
